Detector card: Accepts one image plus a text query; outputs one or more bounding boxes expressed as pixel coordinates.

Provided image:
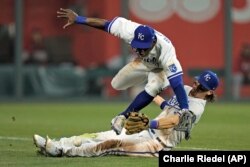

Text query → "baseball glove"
[174,110,196,140]
[124,112,149,135]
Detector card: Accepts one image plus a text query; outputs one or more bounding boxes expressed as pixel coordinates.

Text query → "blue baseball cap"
[131,25,156,49]
[195,70,219,90]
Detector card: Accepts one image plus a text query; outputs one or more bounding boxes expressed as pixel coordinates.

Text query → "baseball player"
[33,70,219,157]
[57,8,189,135]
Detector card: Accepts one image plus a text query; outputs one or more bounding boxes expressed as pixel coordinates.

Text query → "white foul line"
[0,136,31,141]
[175,146,221,151]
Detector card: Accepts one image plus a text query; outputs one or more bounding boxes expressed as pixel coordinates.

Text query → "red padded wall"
[1,0,250,71]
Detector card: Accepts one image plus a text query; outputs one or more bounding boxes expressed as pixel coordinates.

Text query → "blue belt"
[150,129,171,149]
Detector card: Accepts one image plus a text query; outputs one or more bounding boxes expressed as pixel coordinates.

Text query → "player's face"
[190,80,210,97]
[131,41,156,57]
[132,47,151,57]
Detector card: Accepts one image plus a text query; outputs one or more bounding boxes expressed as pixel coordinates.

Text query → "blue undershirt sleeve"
[168,75,189,109]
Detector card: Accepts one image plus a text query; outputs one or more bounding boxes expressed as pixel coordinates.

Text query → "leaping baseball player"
[57,8,189,135]
[33,70,219,157]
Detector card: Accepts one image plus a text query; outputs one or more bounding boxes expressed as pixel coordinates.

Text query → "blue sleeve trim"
[149,120,158,129]
[107,17,119,33]
[167,71,183,80]
[75,16,87,24]
[104,21,111,32]
[160,101,168,110]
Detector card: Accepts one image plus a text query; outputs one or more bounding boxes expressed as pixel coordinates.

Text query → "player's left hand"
[57,8,78,29]
[174,110,196,140]
[125,112,149,135]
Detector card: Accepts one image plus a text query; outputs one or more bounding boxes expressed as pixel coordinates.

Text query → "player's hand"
[57,8,78,29]
[174,110,196,140]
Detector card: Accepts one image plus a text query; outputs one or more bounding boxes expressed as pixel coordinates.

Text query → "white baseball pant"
[111,58,182,96]
[51,129,164,157]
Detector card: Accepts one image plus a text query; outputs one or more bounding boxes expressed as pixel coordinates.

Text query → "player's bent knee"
[111,78,125,90]
[145,84,163,97]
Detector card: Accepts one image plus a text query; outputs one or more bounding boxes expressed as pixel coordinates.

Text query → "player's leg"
[111,59,149,90]
[112,65,165,134]
[45,135,91,157]
[145,70,169,96]
[112,80,155,134]
[62,131,163,157]
[118,70,168,117]
[45,130,119,156]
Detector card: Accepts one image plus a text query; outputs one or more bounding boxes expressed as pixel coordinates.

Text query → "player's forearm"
[157,115,179,129]
[153,95,169,110]
[85,18,108,30]
[75,16,109,30]
[149,115,179,130]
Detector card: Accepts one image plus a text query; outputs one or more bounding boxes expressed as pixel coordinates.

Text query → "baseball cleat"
[33,134,47,155]
[111,115,126,135]
[45,136,62,157]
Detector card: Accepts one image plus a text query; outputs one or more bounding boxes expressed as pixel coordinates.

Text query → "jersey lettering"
[143,57,160,67]
[167,95,179,107]
[163,37,171,43]
[156,31,171,44]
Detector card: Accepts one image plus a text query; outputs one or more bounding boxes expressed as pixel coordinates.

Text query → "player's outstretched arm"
[157,115,179,129]
[57,8,108,30]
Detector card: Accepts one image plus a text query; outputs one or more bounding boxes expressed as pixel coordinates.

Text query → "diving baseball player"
[57,8,189,135]
[33,70,219,157]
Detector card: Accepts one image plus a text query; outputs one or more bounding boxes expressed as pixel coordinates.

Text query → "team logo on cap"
[138,33,144,40]
[168,64,177,72]
[204,74,211,81]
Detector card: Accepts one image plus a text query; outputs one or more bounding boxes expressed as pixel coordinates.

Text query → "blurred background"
[0,0,250,101]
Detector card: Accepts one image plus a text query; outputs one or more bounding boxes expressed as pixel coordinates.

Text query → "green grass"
[0,102,250,167]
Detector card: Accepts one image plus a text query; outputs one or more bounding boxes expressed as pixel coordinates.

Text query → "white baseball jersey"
[152,85,206,150]
[109,17,183,96]
[49,86,206,157]
[108,17,181,72]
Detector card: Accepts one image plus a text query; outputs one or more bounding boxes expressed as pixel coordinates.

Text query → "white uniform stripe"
[167,71,183,80]
[175,146,221,151]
